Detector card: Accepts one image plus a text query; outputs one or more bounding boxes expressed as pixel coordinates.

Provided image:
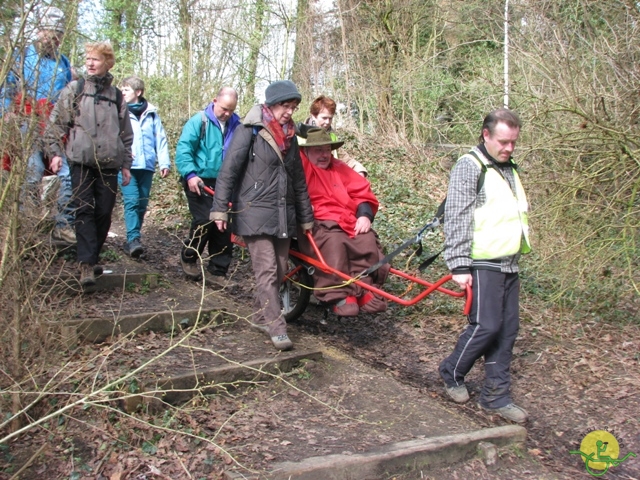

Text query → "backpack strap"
[248,126,259,159]
[115,87,123,119]
[71,78,85,124]
[435,150,488,222]
[199,110,206,141]
[467,150,489,193]
[70,78,124,128]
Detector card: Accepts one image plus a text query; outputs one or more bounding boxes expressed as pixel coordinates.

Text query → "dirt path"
[291,294,640,479]
[99,215,640,478]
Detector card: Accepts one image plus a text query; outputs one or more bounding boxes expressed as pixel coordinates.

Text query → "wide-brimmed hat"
[39,6,66,33]
[299,126,344,150]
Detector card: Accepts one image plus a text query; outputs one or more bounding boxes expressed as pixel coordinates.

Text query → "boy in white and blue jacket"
[118,76,171,257]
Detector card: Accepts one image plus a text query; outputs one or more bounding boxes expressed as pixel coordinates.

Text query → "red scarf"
[262,105,295,154]
[301,150,379,238]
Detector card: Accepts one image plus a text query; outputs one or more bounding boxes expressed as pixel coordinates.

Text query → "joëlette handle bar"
[296,231,472,315]
[202,184,233,207]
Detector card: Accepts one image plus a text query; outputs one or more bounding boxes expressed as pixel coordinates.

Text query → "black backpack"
[416,151,488,271]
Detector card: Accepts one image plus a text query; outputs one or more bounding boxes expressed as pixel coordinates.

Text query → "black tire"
[281,258,312,322]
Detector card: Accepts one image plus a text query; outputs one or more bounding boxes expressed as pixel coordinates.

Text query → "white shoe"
[271,334,293,351]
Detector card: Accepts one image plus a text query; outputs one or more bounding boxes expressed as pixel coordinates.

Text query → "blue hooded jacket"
[128,102,171,172]
[1,43,72,113]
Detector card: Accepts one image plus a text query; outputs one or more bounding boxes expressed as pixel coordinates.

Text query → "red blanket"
[301,151,378,238]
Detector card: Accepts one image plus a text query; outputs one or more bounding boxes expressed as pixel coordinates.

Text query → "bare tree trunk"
[245,0,266,104]
[292,0,312,97]
[177,0,193,70]
[337,0,352,122]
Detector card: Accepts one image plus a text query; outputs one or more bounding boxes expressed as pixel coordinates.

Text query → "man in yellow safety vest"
[438,108,531,424]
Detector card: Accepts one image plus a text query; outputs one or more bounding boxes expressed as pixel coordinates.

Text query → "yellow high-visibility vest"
[470,154,531,259]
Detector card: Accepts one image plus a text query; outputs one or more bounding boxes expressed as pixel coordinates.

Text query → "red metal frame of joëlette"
[291,231,471,315]
[202,184,472,315]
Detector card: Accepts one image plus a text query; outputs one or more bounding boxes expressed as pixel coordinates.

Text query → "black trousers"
[71,164,118,265]
[439,269,520,409]
[181,177,232,276]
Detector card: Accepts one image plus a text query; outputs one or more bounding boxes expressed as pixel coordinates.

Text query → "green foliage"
[141,440,157,455]
[100,248,121,263]
[126,279,151,294]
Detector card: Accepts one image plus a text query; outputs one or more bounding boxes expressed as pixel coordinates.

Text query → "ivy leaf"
[142,441,157,455]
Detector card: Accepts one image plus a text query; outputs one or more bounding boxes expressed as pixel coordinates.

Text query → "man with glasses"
[175,87,240,286]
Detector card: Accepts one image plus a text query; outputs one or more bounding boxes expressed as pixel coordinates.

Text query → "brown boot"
[52,226,77,244]
[180,257,202,280]
[79,263,96,287]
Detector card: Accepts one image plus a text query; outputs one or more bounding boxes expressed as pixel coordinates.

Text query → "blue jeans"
[26,149,73,229]
[118,169,154,242]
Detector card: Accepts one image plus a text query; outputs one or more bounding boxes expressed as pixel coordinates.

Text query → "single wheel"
[281,258,312,322]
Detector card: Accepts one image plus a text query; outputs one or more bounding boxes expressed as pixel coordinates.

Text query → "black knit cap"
[265,80,301,106]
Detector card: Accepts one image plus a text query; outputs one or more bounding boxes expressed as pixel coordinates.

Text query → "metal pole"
[504,0,509,108]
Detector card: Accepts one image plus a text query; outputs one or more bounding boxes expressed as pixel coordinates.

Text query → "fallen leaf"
[148,465,162,475]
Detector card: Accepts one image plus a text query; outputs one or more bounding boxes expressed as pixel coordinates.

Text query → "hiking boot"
[439,365,469,403]
[358,292,388,313]
[52,226,76,244]
[481,403,528,424]
[331,296,359,317]
[79,263,96,287]
[181,257,202,280]
[444,384,470,404]
[205,272,237,289]
[271,333,293,351]
[125,238,144,258]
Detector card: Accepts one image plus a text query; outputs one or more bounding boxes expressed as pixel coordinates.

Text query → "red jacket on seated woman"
[298,127,389,316]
